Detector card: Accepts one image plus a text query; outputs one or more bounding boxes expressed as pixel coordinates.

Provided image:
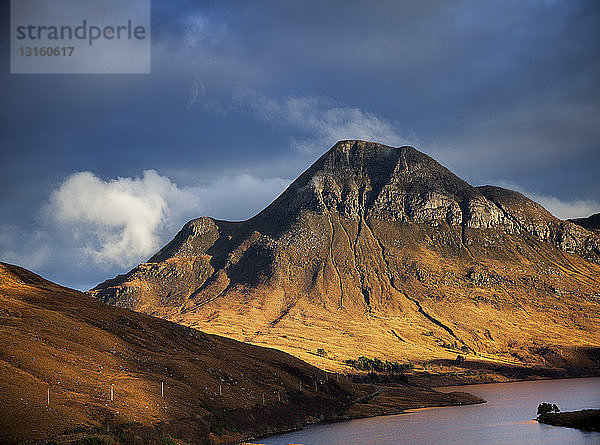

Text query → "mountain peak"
[253,140,494,231]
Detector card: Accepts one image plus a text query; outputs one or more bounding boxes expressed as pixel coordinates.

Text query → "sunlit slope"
[0,263,358,443]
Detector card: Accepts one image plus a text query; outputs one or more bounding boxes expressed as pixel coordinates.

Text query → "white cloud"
[235,91,418,154]
[44,170,290,267]
[526,194,600,221]
[0,170,290,287]
[46,170,201,267]
[191,174,289,221]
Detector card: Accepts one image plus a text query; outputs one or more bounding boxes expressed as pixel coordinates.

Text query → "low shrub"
[344,356,413,373]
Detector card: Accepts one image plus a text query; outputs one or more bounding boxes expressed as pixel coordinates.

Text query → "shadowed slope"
[2,262,487,444]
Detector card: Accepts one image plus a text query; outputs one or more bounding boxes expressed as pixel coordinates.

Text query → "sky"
[1,0,599,290]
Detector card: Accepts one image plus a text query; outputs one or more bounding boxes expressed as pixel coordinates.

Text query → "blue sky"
[1,0,599,290]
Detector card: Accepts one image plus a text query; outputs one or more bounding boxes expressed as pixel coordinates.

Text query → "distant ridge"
[570,212,600,234]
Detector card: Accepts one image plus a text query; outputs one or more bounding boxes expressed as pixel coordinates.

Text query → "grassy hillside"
[0,262,481,444]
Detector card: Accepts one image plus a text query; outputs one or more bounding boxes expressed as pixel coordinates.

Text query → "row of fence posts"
[45,381,166,406]
[258,389,285,405]
[213,370,344,406]
[45,371,345,407]
[42,351,587,408]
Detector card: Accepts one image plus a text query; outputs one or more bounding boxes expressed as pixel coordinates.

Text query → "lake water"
[262,377,600,445]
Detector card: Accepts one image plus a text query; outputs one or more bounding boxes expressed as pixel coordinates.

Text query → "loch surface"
[262,377,600,445]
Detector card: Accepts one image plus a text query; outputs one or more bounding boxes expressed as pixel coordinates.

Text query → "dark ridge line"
[390,329,406,342]
[338,217,368,312]
[363,216,461,342]
[327,214,345,308]
[269,302,294,327]
[409,297,458,340]
[351,215,371,312]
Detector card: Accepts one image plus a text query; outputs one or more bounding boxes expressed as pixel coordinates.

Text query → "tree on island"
[538,402,560,415]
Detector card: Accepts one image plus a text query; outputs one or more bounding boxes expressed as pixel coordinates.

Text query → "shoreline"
[241,398,485,445]
[233,382,486,444]
[241,375,599,445]
[406,358,600,388]
[432,374,600,389]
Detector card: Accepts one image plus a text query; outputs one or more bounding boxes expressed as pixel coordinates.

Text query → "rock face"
[90,141,600,372]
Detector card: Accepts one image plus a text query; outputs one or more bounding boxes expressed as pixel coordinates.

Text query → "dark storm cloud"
[1,0,599,288]
[153,0,600,191]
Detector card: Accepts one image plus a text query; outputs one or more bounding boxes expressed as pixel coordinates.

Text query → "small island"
[537,405,600,432]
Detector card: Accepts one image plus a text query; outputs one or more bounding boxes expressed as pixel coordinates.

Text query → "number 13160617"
[19,46,75,56]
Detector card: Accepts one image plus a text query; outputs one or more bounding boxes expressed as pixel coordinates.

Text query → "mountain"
[90,140,600,378]
[570,213,600,235]
[0,262,484,443]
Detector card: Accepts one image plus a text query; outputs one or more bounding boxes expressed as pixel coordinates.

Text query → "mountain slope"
[2,262,485,443]
[90,141,600,376]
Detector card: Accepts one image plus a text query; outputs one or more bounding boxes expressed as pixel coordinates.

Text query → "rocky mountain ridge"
[90,141,600,375]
